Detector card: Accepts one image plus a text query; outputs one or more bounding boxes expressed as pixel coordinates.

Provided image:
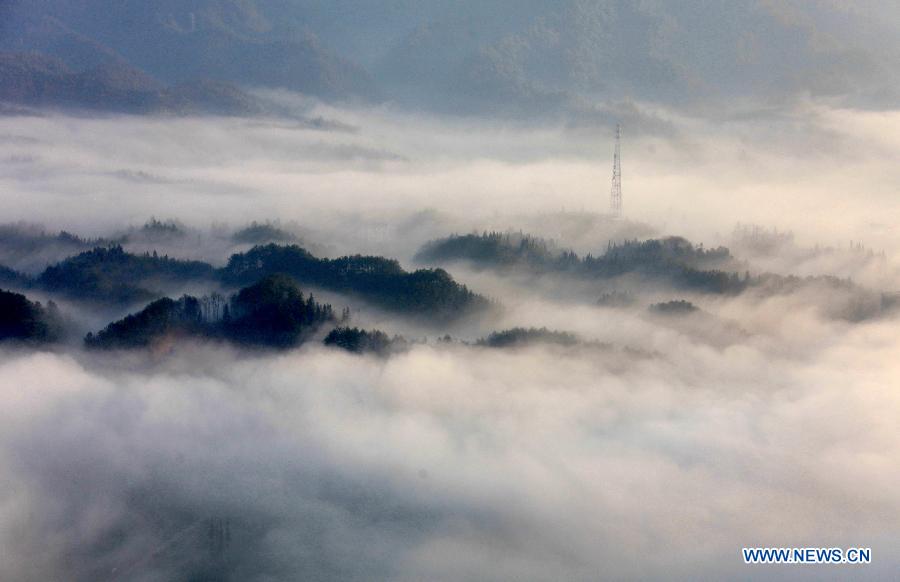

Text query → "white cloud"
[0,97,899,580]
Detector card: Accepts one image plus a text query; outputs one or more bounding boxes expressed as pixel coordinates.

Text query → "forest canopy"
[16,242,487,322]
[0,288,62,343]
[85,274,334,350]
[222,244,490,320]
[323,327,406,356]
[38,245,215,303]
[1,225,896,353]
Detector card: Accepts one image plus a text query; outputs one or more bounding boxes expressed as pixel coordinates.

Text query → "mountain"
[37,246,216,304]
[222,243,491,321]
[0,52,263,115]
[0,1,379,104]
[85,275,334,349]
[371,0,900,115]
[2,1,898,118]
[294,0,900,114]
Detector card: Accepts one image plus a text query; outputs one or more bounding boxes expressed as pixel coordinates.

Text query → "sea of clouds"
[0,97,899,580]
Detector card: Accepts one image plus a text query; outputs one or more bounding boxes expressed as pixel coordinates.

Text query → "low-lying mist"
[1,317,898,581]
[2,97,900,274]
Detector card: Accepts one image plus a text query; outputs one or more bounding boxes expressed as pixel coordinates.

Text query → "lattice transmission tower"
[610,124,622,218]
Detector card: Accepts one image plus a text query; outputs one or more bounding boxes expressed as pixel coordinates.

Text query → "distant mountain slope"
[373,0,899,114]
[3,1,897,116]
[0,52,263,115]
[0,11,127,71]
[1,1,379,103]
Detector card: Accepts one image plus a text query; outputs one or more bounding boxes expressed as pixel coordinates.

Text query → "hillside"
[222,243,490,321]
[37,246,216,304]
[3,1,898,117]
[0,288,62,343]
[1,2,379,104]
[0,52,263,115]
[85,274,334,349]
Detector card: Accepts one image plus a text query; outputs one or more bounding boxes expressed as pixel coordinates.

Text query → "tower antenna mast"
[610,124,622,218]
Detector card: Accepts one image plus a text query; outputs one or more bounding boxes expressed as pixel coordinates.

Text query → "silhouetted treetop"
[139,217,186,240]
[38,245,216,303]
[416,231,559,268]
[477,327,580,348]
[417,233,752,295]
[222,244,489,320]
[323,326,406,356]
[0,222,118,254]
[649,300,699,315]
[225,274,334,348]
[0,264,31,288]
[596,291,635,307]
[85,296,204,349]
[0,288,63,343]
[85,274,334,350]
[232,221,298,245]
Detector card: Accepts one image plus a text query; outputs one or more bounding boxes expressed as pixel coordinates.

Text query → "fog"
[1,324,898,580]
[3,98,900,268]
[1,99,900,580]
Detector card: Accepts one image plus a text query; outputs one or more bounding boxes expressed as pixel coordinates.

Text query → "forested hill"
[14,234,898,326]
[417,233,746,294]
[418,232,737,271]
[415,232,900,320]
[28,243,489,322]
[221,244,490,320]
[0,264,30,288]
[0,52,264,116]
[37,245,216,303]
[86,274,334,349]
[416,232,562,269]
[0,288,63,343]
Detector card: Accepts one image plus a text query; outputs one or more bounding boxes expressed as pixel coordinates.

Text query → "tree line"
[0,242,490,321]
[86,274,335,349]
[0,288,63,343]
